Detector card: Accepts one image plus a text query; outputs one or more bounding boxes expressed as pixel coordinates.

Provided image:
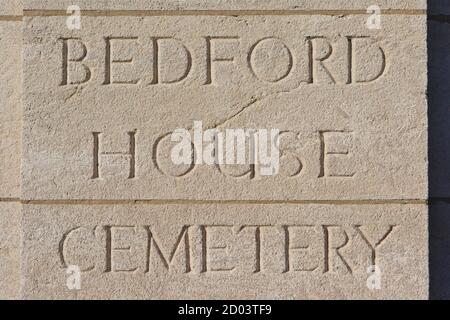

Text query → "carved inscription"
[93,130,355,180]
[92,131,136,179]
[60,35,386,86]
[60,38,91,85]
[59,224,397,275]
[318,131,355,178]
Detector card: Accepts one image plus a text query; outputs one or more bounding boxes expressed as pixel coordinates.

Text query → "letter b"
[61,38,91,85]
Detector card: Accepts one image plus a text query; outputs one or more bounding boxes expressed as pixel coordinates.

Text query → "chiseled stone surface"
[0,20,22,198]
[0,203,21,299]
[22,15,427,200]
[22,204,428,299]
[0,1,22,300]
[23,0,426,11]
[0,0,22,16]
[18,1,431,300]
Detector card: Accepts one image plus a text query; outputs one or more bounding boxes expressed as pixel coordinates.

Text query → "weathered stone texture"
[22,15,427,201]
[0,1,22,300]
[23,1,426,11]
[14,0,432,300]
[0,21,22,198]
[22,204,427,299]
[0,203,21,299]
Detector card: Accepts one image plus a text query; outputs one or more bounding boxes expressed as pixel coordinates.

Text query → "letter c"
[59,227,96,272]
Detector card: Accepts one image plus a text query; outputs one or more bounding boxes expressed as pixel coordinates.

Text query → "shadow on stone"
[428,0,450,300]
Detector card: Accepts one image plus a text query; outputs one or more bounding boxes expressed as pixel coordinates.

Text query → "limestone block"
[0,0,22,16]
[22,14,427,201]
[0,20,22,198]
[19,1,430,301]
[21,203,428,299]
[0,203,21,299]
[0,1,22,300]
[23,1,426,12]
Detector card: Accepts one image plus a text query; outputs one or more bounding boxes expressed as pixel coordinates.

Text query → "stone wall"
[0,0,448,299]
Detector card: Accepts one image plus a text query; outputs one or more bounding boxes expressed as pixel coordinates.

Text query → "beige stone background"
[0,0,449,299]
[0,0,22,299]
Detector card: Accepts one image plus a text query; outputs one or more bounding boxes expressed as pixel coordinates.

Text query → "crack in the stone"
[213,97,258,129]
[211,85,305,130]
[63,87,82,103]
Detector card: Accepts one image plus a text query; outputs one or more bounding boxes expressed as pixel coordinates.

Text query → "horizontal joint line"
[0,16,22,21]
[16,199,428,205]
[21,9,427,17]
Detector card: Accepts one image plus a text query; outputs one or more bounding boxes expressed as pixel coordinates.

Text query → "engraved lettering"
[201,225,236,273]
[354,225,397,266]
[59,227,96,272]
[306,36,336,84]
[104,37,140,85]
[58,223,400,276]
[60,38,91,85]
[154,132,196,177]
[205,36,240,85]
[248,37,294,83]
[347,36,386,84]
[104,226,138,273]
[323,225,353,274]
[92,131,136,179]
[236,225,273,273]
[144,226,192,273]
[318,131,355,178]
[150,37,192,85]
[58,35,387,87]
[284,225,320,272]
